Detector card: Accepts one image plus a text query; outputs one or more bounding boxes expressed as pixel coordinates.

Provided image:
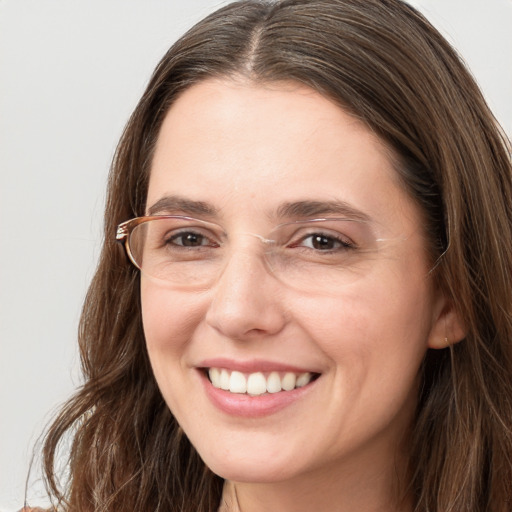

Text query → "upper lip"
[197,357,321,374]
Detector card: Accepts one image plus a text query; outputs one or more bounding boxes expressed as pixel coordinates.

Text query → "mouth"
[205,368,320,396]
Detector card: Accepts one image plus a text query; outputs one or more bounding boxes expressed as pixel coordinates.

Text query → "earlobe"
[427,294,467,349]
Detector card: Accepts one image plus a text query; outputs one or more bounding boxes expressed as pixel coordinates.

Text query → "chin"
[197,442,304,484]
[208,460,295,484]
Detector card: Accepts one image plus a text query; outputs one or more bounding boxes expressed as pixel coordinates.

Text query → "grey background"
[1,0,511,509]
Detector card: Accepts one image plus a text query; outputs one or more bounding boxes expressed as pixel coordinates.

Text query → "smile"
[207,368,317,396]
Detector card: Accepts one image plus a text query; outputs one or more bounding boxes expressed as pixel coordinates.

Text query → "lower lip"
[199,371,318,418]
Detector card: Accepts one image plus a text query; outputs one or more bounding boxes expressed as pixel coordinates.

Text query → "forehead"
[152,78,387,169]
[147,78,419,236]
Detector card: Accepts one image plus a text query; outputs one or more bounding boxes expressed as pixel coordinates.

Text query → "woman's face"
[142,79,447,485]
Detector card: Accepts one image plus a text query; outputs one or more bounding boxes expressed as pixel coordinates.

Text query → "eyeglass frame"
[115,213,396,277]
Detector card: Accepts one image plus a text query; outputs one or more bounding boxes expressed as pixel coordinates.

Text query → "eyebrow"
[147,195,218,217]
[146,195,372,223]
[274,200,372,222]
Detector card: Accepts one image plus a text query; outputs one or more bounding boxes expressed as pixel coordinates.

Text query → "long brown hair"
[37,1,512,510]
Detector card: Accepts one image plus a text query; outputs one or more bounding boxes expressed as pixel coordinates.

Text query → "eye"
[296,232,355,251]
[167,230,218,248]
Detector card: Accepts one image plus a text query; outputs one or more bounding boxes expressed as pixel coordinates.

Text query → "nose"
[205,248,288,341]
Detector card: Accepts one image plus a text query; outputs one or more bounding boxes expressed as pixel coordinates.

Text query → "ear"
[427,291,466,349]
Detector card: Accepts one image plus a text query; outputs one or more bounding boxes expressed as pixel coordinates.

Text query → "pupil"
[312,235,333,250]
[182,233,203,246]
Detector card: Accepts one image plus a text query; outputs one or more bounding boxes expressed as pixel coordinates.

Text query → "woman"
[32,0,512,510]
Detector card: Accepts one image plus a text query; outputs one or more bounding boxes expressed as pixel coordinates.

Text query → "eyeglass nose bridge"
[240,231,276,245]
[223,231,279,270]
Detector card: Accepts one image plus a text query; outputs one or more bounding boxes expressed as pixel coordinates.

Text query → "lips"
[196,358,321,416]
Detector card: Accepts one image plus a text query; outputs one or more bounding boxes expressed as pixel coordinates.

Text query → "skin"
[142,78,461,512]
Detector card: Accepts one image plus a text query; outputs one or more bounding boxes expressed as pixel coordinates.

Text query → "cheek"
[295,266,434,376]
[141,281,205,355]
[140,281,211,421]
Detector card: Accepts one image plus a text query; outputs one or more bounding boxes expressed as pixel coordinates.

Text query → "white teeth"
[229,371,247,393]
[296,372,311,388]
[220,369,230,390]
[209,368,220,388]
[208,368,315,395]
[247,372,267,396]
[266,371,282,393]
[281,372,296,391]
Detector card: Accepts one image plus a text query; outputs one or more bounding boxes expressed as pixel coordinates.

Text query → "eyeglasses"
[116,215,395,292]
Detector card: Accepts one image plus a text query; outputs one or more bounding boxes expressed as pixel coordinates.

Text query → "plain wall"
[1,0,510,509]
